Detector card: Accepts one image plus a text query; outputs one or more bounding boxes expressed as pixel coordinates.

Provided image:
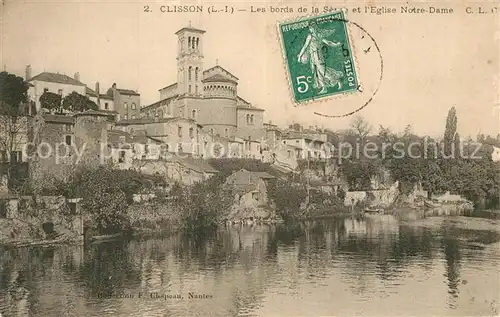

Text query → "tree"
[349,115,372,140]
[0,72,30,191]
[39,91,62,113]
[0,71,29,116]
[443,107,457,157]
[62,92,98,112]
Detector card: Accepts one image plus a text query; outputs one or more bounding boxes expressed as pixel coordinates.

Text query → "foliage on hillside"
[40,165,165,234]
[207,158,277,176]
[335,113,500,209]
[169,173,233,237]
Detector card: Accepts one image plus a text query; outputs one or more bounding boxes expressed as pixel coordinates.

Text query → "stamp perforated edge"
[276,9,366,110]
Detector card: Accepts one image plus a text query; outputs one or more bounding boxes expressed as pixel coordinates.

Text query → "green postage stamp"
[278,11,359,104]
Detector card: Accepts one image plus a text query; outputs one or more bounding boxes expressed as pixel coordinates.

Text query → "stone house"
[26,69,87,113]
[113,117,202,156]
[133,155,218,186]
[106,83,141,121]
[29,110,114,182]
[225,169,275,208]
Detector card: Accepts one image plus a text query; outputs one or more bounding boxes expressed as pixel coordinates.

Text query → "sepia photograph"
[0,0,499,316]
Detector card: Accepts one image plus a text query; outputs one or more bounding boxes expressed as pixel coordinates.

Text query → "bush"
[46,165,164,234]
[171,173,233,237]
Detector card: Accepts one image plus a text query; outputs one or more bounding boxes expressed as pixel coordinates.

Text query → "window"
[195,85,198,94]
[178,126,182,137]
[158,110,163,118]
[250,115,254,124]
[178,143,183,152]
[167,104,172,115]
[131,115,136,119]
[119,150,126,163]
[210,128,214,135]
[124,102,128,109]
[189,127,194,138]
[44,88,49,93]
[104,102,109,110]
[64,124,72,133]
[188,66,192,81]
[225,128,228,137]
[188,85,192,94]
[155,111,159,117]
[65,135,72,146]
[123,114,128,120]
[246,114,250,124]
[191,110,196,119]
[67,202,77,215]
[0,200,6,219]
[195,67,199,81]
[58,89,63,95]
[10,151,22,163]
[131,103,136,110]
[119,136,126,143]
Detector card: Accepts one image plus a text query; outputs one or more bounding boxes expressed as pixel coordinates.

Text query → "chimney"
[25,65,32,80]
[95,82,100,94]
[112,83,117,89]
[74,72,80,82]
[268,120,272,125]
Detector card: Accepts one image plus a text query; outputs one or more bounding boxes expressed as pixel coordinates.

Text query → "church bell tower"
[175,25,205,98]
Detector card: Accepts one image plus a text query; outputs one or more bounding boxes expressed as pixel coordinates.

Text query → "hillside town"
[14,25,340,187]
[0,24,499,246]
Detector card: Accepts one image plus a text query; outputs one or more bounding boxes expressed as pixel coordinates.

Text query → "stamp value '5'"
[278,11,359,104]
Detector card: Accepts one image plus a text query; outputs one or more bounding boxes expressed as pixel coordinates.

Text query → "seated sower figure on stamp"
[297,20,344,94]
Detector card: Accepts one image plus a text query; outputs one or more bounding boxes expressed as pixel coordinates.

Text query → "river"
[0,214,499,316]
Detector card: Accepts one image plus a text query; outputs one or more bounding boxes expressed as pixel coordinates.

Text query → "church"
[140,26,266,143]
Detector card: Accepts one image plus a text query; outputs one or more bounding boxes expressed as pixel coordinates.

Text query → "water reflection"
[0,214,499,317]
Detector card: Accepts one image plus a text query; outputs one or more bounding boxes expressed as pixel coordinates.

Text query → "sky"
[1,0,499,138]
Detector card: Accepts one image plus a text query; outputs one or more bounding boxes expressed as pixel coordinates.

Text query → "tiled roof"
[99,94,113,100]
[202,74,237,84]
[236,104,265,112]
[73,109,117,117]
[203,65,239,80]
[116,88,140,96]
[175,27,206,35]
[158,83,177,91]
[29,72,86,86]
[141,95,179,111]
[86,86,98,97]
[42,114,75,124]
[115,116,199,126]
[107,130,134,145]
[252,171,275,180]
[167,155,218,174]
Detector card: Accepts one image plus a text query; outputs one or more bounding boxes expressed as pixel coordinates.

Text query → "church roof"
[202,74,237,84]
[203,65,239,81]
[158,82,177,91]
[175,27,206,35]
[28,72,86,86]
[115,116,200,126]
[236,97,265,111]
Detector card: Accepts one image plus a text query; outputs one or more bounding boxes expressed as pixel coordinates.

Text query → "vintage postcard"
[0,0,499,316]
